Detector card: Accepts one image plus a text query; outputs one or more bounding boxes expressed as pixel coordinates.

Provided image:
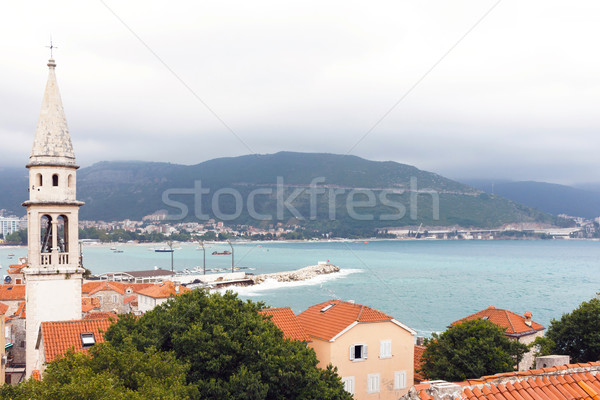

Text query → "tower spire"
[28,57,77,168]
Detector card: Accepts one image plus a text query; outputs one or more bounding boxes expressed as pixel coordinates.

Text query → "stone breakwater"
[251,263,340,284]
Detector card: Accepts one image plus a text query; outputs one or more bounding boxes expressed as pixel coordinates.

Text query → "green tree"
[542,297,600,363]
[0,340,193,399]
[105,290,352,400]
[420,319,528,381]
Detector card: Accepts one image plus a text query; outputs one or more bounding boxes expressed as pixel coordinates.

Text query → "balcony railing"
[40,254,52,265]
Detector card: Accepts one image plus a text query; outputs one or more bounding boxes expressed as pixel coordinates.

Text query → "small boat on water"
[212,251,231,255]
[113,250,124,253]
[155,248,174,253]
[7,254,15,258]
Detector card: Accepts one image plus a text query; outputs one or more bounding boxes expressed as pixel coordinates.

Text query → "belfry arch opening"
[57,215,69,252]
[40,215,53,253]
[52,174,59,187]
[68,174,73,188]
[36,173,43,187]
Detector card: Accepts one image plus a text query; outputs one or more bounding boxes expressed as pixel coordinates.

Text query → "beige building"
[298,300,416,400]
[451,305,545,371]
[136,281,190,313]
[23,57,85,378]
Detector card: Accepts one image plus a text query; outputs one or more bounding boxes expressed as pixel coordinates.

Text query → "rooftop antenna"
[46,37,58,58]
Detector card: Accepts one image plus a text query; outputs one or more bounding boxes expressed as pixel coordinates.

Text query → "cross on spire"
[46,38,58,58]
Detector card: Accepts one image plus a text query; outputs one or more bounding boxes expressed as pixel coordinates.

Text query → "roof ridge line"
[357,304,365,321]
[504,309,516,333]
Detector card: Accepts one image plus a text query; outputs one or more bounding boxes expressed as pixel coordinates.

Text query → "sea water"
[1,240,599,336]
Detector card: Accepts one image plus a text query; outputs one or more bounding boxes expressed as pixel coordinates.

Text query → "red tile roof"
[414,344,426,382]
[41,318,116,363]
[451,306,544,336]
[0,302,8,315]
[82,281,154,296]
[12,301,25,319]
[408,363,600,400]
[0,285,26,300]
[84,311,118,320]
[7,264,26,274]
[124,295,137,304]
[81,297,101,313]
[260,307,310,342]
[297,300,403,341]
[136,281,190,299]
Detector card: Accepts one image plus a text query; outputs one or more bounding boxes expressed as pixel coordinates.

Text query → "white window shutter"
[349,345,355,361]
[364,344,368,359]
[395,371,407,389]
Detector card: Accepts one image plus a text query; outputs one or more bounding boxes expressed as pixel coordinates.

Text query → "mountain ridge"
[0,152,562,231]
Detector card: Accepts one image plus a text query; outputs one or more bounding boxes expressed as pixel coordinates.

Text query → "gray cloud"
[2,0,600,184]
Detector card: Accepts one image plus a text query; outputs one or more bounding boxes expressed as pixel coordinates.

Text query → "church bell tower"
[23,57,84,377]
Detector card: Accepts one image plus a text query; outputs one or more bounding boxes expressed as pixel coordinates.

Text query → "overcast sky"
[1,1,599,184]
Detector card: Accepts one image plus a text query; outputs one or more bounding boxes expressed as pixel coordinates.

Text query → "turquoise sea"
[2,240,599,337]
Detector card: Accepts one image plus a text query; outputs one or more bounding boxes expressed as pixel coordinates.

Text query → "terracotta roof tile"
[297,299,396,341]
[82,281,155,296]
[136,281,190,299]
[0,284,25,300]
[411,363,600,400]
[84,312,118,320]
[0,302,8,315]
[123,295,137,304]
[82,297,100,313]
[414,345,426,382]
[7,264,26,274]
[41,318,115,363]
[12,301,25,319]
[260,307,310,342]
[451,306,544,336]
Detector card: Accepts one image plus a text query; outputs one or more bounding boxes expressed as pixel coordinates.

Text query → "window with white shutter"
[394,370,407,389]
[349,344,368,361]
[341,377,355,394]
[380,339,392,358]
[367,373,380,393]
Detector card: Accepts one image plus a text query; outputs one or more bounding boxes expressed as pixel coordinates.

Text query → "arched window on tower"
[57,215,69,253]
[36,173,43,187]
[41,215,53,254]
[52,174,59,187]
[68,174,73,188]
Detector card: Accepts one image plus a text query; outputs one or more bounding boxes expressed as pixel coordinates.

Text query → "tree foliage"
[104,290,352,400]
[0,340,193,399]
[420,319,528,382]
[543,297,600,363]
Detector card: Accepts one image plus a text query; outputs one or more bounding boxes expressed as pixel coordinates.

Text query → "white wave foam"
[215,268,363,296]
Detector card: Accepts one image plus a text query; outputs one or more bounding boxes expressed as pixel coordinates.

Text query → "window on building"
[394,371,407,389]
[36,173,43,187]
[52,174,59,186]
[349,344,368,361]
[68,174,73,187]
[380,339,392,358]
[81,333,95,347]
[367,373,380,393]
[97,296,102,304]
[341,377,355,395]
[112,295,117,303]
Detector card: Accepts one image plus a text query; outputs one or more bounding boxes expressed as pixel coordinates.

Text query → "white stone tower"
[23,58,84,378]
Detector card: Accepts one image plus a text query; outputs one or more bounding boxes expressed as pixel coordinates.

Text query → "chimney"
[416,336,425,346]
[175,283,180,293]
[487,305,495,309]
[524,311,532,327]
